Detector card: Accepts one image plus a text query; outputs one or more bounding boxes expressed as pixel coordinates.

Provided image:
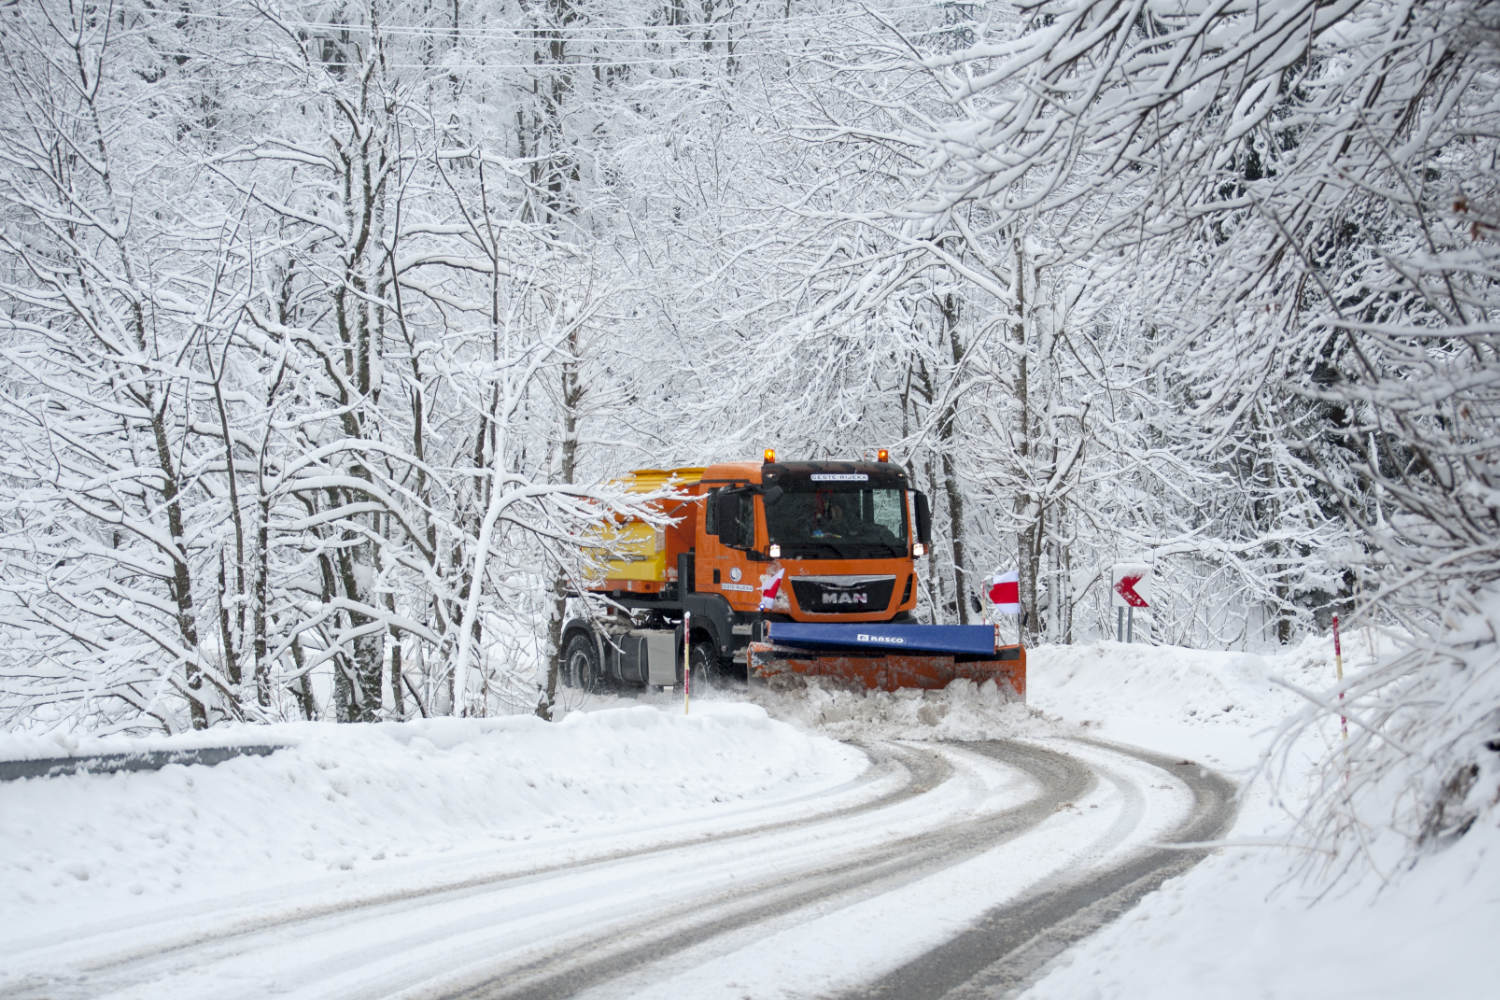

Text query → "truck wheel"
[687,638,721,693]
[561,632,602,692]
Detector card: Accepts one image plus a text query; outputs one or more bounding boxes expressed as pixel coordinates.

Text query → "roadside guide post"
[987,570,1022,642]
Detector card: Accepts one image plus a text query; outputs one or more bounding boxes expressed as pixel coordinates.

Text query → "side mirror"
[913,491,932,549]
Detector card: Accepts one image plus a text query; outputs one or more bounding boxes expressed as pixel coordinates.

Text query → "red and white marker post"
[987,570,1021,613]
[988,569,1022,643]
[682,610,692,715]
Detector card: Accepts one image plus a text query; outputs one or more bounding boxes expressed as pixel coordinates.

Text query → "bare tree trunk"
[252,475,273,708]
[934,291,975,624]
[146,405,211,729]
[386,591,407,717]
[289,638,318,720]
[1011,236,1043,646]
[539,329,582,721]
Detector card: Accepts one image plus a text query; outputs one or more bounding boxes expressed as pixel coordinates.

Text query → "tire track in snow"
[0,741,950,1000]
[844,739,1238,1000]
[2,737,1229,1000]
[434,741,1088,1000]
[526,739,1231,1000]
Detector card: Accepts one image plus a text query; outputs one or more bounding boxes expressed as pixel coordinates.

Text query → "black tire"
[686,637,721,693]
[561,631,602,693]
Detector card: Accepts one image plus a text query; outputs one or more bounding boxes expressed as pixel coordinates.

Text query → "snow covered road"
[0,714,1233,1000]
[6,638,1491,1000]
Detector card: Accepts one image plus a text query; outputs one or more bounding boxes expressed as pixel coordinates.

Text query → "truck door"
[701,487,758,610]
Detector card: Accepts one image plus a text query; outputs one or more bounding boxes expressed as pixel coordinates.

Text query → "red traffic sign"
[1111,563,1151,609]
[987,570,1019,607]
[1114,575,1148,608]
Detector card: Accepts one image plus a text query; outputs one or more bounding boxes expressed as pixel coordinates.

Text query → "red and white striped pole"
[682,610,692,715]
[1332,614,1347,741]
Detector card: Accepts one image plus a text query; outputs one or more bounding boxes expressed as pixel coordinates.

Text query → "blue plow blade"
[765,622,998,657]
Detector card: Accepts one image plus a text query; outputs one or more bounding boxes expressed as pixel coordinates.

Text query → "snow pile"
[1304,592,1500,865]
[744,676,1044,742]
[0,702,863,932]
[1022,816,1497,1000]
[738,635,1350,769]
[1027,635,1363,770]
[1022,623,1500,1000]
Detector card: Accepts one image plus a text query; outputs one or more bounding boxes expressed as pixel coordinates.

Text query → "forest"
[1,0,1495,781]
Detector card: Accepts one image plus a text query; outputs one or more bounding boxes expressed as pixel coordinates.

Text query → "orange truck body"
[560,455,1025,696]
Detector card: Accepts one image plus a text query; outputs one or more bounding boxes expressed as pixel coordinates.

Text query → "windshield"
[764,485,909,559]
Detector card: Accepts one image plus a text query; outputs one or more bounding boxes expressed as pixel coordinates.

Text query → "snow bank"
[0,702,863,931]
[1027,635,1361,771]
[1022,802,1498,1000]
[738,634,1353,770]
[1021,626,1500,1000]
[744,675,1045,742]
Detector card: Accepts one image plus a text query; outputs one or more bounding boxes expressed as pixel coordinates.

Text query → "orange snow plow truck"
[559,452,1026,697]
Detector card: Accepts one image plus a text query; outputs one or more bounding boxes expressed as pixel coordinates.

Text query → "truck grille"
[790,576,896,614]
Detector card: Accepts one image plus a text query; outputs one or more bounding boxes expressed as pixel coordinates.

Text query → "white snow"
[591,737,1198,1000]
[1,635,1495,998]
[1017,635,1500,1000]
[0,702,865,931]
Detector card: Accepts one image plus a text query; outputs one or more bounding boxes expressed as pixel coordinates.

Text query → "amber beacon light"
[764,448,776,463]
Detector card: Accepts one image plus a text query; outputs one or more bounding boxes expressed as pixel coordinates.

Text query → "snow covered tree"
[0,0,702,729]
[0,0,262,731]
[903,0,1500,863]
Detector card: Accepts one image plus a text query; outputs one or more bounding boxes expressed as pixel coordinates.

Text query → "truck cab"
[698,457,930,623]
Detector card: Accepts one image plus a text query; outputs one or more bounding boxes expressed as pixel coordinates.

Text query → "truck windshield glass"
[763,486,909,558]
